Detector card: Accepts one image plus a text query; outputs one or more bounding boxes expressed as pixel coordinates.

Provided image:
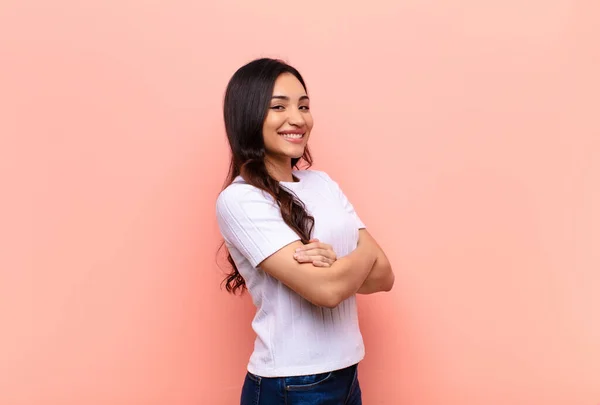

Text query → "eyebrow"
[271,95,310,101]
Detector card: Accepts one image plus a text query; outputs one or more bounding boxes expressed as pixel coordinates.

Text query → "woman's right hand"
[293,239,338,268]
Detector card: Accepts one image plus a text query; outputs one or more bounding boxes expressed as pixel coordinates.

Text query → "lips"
[279,132,304,135]
[278,130,305,140]
[277,130,306,144]
[279,133,304,139]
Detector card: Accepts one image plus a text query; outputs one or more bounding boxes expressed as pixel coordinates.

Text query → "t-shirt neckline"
[279,170,304,189]
[233,170,306,189]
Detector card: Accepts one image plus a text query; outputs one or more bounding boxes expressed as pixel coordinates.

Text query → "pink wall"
[1,0,599,404]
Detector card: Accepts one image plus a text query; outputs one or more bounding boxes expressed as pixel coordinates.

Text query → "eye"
[299,105,310,110]
[270,105,285,110]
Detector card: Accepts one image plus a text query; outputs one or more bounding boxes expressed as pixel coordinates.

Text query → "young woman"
[216,58,394,405]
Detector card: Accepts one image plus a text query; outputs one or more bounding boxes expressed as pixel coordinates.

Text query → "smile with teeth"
[279,133,305,139]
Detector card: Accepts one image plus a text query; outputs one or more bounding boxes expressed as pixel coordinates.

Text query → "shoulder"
[217,182,270,208]
[216,182,277,220]
[294,169,334,184]
[217,182,257,201]
[295,170,341,195]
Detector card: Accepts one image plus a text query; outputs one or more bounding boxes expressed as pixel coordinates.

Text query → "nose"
[287,106,306,127]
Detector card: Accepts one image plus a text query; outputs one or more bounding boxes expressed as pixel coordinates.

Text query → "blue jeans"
[240,363,362,405]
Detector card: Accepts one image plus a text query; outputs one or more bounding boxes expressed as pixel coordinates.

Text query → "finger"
[294,253,334,266]
[293,254,314,263]
[319,256,336,265]
[308,255,336,265]
[312,260,331,268]
[302,248,336,261]
[320,249,336,261]
[295,242,323,252]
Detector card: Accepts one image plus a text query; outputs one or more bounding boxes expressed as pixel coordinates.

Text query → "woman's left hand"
[293,239,337,268]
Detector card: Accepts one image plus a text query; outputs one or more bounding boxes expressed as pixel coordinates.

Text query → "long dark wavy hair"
[220,58,315,294]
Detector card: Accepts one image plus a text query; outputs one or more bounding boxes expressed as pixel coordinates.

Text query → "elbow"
[296,280,345,308]
[312,286,344,309]
[315,291,344,309]
[378,263,395,292]
[320,301,340,309]
[382,271,395,292]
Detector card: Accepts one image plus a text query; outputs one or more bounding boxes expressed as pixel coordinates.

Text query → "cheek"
[262,114,281,148]
[263,111,283,131]
[305,115,314,132]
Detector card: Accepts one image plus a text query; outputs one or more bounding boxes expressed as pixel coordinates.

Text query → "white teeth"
[280,133,304,139]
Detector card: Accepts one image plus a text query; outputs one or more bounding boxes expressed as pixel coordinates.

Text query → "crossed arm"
[294,229,394,295]
[258,229,394,308]
[355,230,394,294]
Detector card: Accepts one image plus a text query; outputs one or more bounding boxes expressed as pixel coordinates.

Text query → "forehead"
[272,73,306,95]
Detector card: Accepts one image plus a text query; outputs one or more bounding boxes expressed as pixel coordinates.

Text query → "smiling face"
[262,73,313,167]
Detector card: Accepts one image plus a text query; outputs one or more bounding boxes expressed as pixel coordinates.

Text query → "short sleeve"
[315,171,366,230]
[216,185,301,268]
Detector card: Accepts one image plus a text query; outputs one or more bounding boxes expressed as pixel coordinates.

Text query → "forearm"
[259,239,374,308]
[356,230,394,294]
[321,242,377,305]
[286,230,391,305]
[357,253,394,294]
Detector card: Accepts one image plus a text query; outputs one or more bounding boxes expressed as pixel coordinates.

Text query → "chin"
[286,147,306,159]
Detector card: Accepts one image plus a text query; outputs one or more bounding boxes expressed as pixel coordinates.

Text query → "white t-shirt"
[215,169,366,377]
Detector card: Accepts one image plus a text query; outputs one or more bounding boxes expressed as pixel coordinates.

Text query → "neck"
[265,156,294,182]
